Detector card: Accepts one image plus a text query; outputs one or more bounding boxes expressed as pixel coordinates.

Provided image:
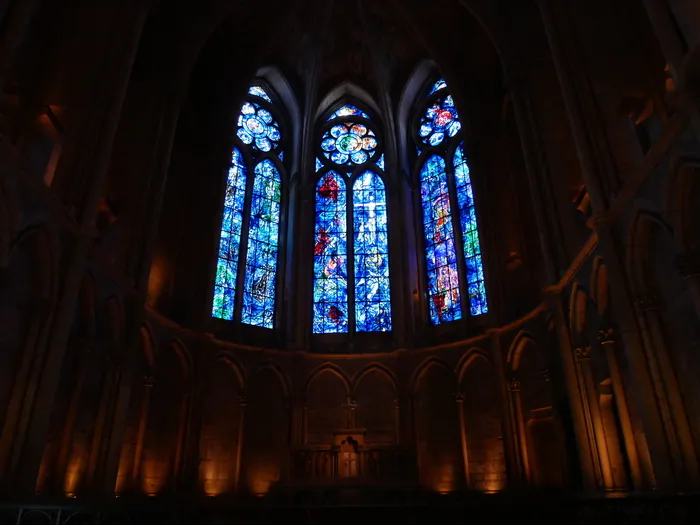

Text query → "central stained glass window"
[313,103,392,333]
[212,83,285,329]
[415,78,488,325]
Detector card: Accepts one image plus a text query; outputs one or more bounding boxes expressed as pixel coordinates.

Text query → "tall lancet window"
[313,104,392,334]
[212,83,285,329]
[414,78,488,325]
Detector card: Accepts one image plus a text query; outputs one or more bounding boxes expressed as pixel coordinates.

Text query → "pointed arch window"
[212,83,286,329]
[414,78,488,325]
[313,104,392,334]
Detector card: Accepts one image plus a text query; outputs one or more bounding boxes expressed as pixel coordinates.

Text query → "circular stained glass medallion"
[236,100,282,152]
[321,121,378,166]
[419,96,462,147]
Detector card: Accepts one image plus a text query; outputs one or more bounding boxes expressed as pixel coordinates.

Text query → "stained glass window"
[313,171,348,333]
[321,122,378,166]
[241,160,282,328]
[212,83,285,328]
[354,171,391,332]
[313,102,392,334]
[454,144,487,315]
[212,148,247,320]
[420,155,462,324]
[327,104,370,121]
[414,77,488,324]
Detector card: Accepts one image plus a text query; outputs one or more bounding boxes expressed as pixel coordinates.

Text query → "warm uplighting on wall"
[433,463,457,494]
[200,461,227,497]
[147,254,170,307]
[63,451,86,495]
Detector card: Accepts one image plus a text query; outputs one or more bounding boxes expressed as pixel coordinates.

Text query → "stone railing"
[289,447,416,484]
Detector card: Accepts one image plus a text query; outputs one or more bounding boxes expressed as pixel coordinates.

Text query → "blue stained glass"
[454,143,488,315]
[313,172,349,333]
[241,160,282,328]
[249,85,272,102]
[418,96,461,148]
[327,104,370,121]
[377,154,385,171]
[213,148,248,320]
[316,158,324,172]
[354,172,392,332]
[237,101,282,152]
[420,155,462,324]
[321,122,378,166]
[429,78,448,94]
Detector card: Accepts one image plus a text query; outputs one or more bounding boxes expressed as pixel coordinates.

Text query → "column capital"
[575,346,592,361]
[453,392,465,403]
[239,396,248,408]
[597,327,616,345]
[508,379,521,392]
[143,375,154,388]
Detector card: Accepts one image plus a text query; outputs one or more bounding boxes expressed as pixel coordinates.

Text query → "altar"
[333,429,366,478]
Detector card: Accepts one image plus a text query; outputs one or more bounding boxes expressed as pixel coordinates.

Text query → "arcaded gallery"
[0,0,699,523]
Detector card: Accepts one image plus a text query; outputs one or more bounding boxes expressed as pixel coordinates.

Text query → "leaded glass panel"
[420,154,462,324]
[241,159,282,328]
[353,172,391,332]
[454,143,487,315]
[213,148,247,320]
[313,171,349,333]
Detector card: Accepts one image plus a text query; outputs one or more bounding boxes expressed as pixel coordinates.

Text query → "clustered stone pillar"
[536,0,696,490]
[575,346,615,490]
[598,328,643,488]
[131,375,154,492]
[8,0,148,493]
[454,392,470,487]
[234,396,247,492]
[508,378,530,483]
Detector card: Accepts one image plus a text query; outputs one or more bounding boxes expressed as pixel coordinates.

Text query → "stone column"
[9,0,147,493]
[536,0,680,489]
[454,392,470,487]
[393,398,401,444]
[489,329,520,487]
[549,295,599,490]
[172,392,191,490]
[598,328,644,488]
[507,74,567,283]
[53,336,92,494]
[666,0,700,52]
[509,378,530,483]
[0,0,40,96]
[575,346,615,490]
[642,0,687,77]
[302,400,309,445]
[634,294,699,486]
[234,396,247,492]
[675,252,700,321]
[130,375,154,491]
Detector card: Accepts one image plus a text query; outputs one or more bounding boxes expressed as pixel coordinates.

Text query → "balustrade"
[290,447,415,483]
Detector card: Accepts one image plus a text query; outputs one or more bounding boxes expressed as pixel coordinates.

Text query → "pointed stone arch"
[316,81,382,122]
[351,363,397,394]
[456,347,493,383]
[255,360,291,399]
[213,351,246,393]
[410,356,457,394]
[507,330,539,371]
[304,362,352,396]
